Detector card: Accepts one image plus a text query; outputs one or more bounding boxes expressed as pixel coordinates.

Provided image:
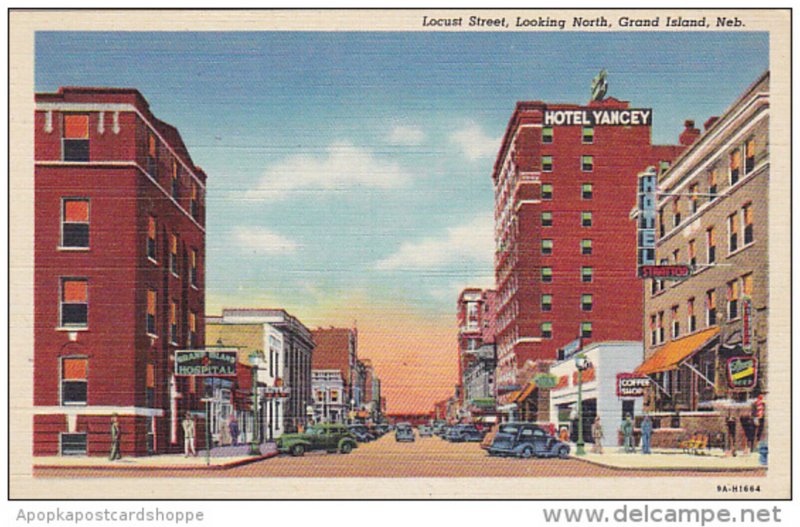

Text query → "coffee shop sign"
[544,108,652,126]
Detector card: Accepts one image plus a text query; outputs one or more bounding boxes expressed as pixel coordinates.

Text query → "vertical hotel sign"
[637,167,658,268]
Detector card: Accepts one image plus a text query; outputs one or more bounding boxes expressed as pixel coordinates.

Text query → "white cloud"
[233,226,299,255]
[449,121,502,162]
[244,141,412,201]
[387,125,425,146]
[375,213,495,271]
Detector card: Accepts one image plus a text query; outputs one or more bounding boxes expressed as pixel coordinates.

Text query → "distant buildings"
[33,87,207,456]
[457,288,497,416]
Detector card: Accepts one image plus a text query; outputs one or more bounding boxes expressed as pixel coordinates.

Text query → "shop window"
[61,433,87,456]
[190,248,198,287]
[581,266,593,283]
[542,155,553,172]
[582,126,594,144]
[727,280,739,321]
[60,278,88,328]
[581,211,593,227]
[707,169,718,201]
[581,239,592,255]
[581,294,593,312]
[745,138,756,174]
[170,300,179,344]
[743,203,753,245]
[541,211,553,227]
[541,267,553,283]
[580,322,593,339]
[61,357,88,405]
[671,305,680,339]
[62,114,90,162]
[170,234,179,276]
[706,227,716,264]
[728,213,739,253]
[542,126,553,144]
[61,198,89,248]
[581,155,593,172]
[541,239,553,255]
[541,183,552,200]
[541,322,552,339]
[729,149,741,185]
[688,239,697,268]
[688,298,696,333]
[706,289,717,326]
[146,289,157,336]
[581,183,593,200]
[541,294,552,312]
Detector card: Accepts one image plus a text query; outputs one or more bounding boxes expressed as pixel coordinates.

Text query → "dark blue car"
[395,423,415,442]
[445,424,485,442]
[487,423,570,459]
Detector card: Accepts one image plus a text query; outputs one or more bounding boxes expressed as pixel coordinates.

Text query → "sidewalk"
[570,445,765,472]
[33,443,279,471]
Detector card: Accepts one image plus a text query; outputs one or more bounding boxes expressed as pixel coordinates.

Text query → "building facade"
[311,327,359,418]
[34,87,207,456]
[311,370,346,423]
[491,93,686,393]
[457,288,497,404]
[637,72,769,450]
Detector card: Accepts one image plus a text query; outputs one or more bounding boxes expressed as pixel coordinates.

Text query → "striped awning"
[635,327,720,375]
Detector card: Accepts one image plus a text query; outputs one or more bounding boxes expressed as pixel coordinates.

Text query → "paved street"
[35,434,766,478]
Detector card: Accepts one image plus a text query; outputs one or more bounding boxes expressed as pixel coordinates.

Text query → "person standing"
[621,414,634,453]
[182,413,196,457]
[229,414,239,446]
[109,414,122,461]
[641,414,653,454]
[591,417,604,454]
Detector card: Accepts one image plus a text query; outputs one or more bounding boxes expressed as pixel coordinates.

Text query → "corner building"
[492,96,686,392]
[34,88,207,456]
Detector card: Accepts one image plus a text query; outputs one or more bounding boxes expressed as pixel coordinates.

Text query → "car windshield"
[498,425,520,435]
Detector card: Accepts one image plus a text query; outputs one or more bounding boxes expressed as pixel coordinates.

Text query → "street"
[35,433,766,478]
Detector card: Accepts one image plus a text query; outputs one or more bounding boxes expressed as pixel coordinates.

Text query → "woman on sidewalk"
[641,415,653,454]
[591,417,604,454]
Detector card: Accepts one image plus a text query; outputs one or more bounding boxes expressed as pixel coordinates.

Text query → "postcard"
[8,8,791,500]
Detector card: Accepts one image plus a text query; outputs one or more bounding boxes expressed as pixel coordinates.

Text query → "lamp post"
[249,352,262,456]
[574,353,591,456]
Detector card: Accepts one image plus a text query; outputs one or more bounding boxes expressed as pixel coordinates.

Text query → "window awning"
[515,382,537,403]
[635,327,720,375]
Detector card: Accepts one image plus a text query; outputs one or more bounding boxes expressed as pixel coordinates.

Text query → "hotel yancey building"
[492,86,689,395]
[34,88,207,456]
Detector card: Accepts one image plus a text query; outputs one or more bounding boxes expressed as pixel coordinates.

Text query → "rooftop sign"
[544,108,652,126]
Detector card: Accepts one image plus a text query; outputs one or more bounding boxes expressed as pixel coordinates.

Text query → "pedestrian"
[591,417,604,454]
[725,413,738,457]
[182,412,196,457]
[229,414,239,446]
[753,395,766,443]
[641,414,653,454]
[621,414,634,453]
[109,413,122,461]
[558,425,570,443]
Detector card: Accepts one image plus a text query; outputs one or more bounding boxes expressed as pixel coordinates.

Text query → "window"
[188,311,197,349]
[727,280,739,321]
[330,390,339,403]
[170,300,178,344]
[581,183,593,200]
[541,322,552,339]
[581,239,593,255]
[541,211,553,227]
[582,126,594,144]
[745,138,756,174]
[61,198,89,248]
[147,133,158,177]
[743,203,754,245]
[688,298,696,333]
[170,234,179,276]
[61,357,87,405]
[729,149,741,185]
[707,227,716,264]
[581,266,593,283]
[672,198,681,227]
[541,267,553,283]
[706,289,717,326]
[688,240,697,268]
[581,212,593,227]
[542,155,553,172]
[190,248,198,287]
[146,364,155,407]
[147,216,157,261]
[742,273,753,298]
[672,248,680,265]
[689,183,699,214]
[707,169,718,200]
[541,294,552,312]
[542,126,553,144]
[171,160,179,199]
[62,114,89,162]
[60,278,88,328]
[190,183,199,218]
[541,183,553,200]
[658,209,665,238]
[541,239,553,255]
[728,213,739,253]
[658,312,665,343]
[581,294,593,312]
[671,305,680,339]
[580,322,593,339]
[146,289,157,335]
[581,155,593,172]
[650,315,657,346]
[316,390,325,403]
[61,433,87,456]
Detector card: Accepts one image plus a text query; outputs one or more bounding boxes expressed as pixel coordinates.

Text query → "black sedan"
[487,422,570,459]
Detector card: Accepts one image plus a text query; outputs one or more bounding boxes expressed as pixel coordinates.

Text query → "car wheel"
[520,446,534,459]
[291,444,305,457]
[340,442,353,454]
[558,446,570,459]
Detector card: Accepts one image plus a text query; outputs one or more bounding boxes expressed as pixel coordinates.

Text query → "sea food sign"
[175,350,237,377]
[544,108,652,126]
[616,373,650,397]
[727,357,758,390]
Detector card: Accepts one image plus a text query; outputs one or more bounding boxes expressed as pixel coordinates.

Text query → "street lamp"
[249,351,262,456]
[574,353,592,456]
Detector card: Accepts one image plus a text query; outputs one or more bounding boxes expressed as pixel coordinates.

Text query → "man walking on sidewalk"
[641,415,653,454]
[109,414,122,461]
[621,414,634,453]
[182,413,197,457]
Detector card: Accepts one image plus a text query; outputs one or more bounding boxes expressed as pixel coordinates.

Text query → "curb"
[569,455,767,473]
[33,450,280,472]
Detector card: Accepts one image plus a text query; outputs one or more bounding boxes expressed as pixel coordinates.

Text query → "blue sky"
[35,30,769,324]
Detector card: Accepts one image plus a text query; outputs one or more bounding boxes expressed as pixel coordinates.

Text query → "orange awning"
[515,382,537,403]
[499,390,520,405]
[635,327,720,375]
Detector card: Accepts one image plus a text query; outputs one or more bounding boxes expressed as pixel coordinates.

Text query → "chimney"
[679,119,701,146]
[704,116,720,131]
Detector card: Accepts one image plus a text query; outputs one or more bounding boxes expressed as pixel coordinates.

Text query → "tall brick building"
[34,87,207,456]
[311,327,359,414]
[492,93,687,393]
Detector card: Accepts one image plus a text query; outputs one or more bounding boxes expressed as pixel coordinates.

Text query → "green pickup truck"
[275,423,359,457]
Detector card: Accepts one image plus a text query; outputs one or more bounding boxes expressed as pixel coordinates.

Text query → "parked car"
[487,422,570,459]
[417,425,433,437]
[275,423,359,456]
[348,424,376,442]
[445,424,485,442]
[395,423,415,442]
[433,424,449,437]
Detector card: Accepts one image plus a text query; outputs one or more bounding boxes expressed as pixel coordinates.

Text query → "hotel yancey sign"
[544,108,652,126]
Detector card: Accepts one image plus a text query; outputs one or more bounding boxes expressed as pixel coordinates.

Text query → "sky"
[35,31,768,412]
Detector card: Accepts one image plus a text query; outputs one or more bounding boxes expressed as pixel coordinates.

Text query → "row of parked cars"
[430,421,572,459]
[275,422,394,456]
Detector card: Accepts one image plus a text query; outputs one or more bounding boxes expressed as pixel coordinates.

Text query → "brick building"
[636,72,769,450]
[457,288,497,413]
[311,327,359,416]
[491,90,686,394]
[33,87,207,456]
